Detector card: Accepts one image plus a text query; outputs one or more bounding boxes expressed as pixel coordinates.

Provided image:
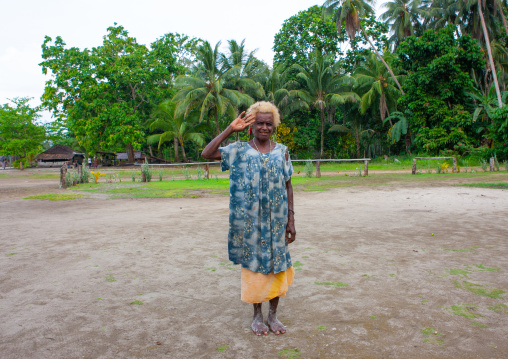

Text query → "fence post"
[412,158,417,175]
[204,163,209,179]
[60,165,67,189]
[490,157,495,171]
[364,160,369,176]
[316,161,321,178]
[452,157,457,173]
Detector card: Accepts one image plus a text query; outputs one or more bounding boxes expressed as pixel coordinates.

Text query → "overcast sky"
[1,0,383,122]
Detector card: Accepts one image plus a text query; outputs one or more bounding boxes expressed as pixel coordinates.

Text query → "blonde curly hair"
[246,101,281,128]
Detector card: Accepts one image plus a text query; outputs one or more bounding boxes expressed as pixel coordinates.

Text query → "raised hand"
[230,111,256,132]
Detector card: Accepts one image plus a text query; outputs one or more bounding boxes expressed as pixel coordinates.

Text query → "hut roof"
[116,151,146,161]
[36,145,84,161]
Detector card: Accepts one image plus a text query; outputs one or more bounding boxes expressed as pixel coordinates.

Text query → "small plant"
[196,166,203,180]
[438,162,449,173]
[115,173,121,183]
[65,171,72,187]
[131,172,136,182]
[504,160,508,171]
[304,161,313,178]
[357,166,363,176]
[463,160,469,173]
[158,170,163,182]
[129,300,143,305]
[217,346,228,352]
[480,158,488,172]
[81,163,91,183]
[278,348,301,359]
[105,274,116,282]
[90,170,105,184]
[141,158,152,182]
[494,154,500,171]
[184,167,191,180]
[436,165,442,174]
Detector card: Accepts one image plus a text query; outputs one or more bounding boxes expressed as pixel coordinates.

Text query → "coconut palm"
[354,52,405,126]
[323,0,405,94]
[221,39,267,100]
[380,0,425,49]
[147,100,209,162]
[173,41,254,136]
[276,51,359,157]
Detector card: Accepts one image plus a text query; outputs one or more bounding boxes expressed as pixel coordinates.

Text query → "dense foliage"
[21,1,508,164]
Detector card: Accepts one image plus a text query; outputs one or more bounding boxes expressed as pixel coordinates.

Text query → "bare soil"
[1,168,508,358]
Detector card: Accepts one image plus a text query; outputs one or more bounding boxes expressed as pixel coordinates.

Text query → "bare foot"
[251,316,269,336]
[267,313,286,334]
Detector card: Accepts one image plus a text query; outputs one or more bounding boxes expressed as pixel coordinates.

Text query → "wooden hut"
[36,145,85,167]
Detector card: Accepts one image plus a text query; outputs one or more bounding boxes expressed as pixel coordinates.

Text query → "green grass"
[24,193,85,201]
[314,281,349,287]
[447,304,482,319]
[445,268,471,277]
[278,348,301,359]
[453,281,506,299]
[129,300,143,305]
[5,253,17,257]
[217,346,228,352]
[105,274,116,282]
[487,303,507,313]
[461,182,508,189]
[475,264,500,272]
[471,321,487,328]
[421,327,445,346]
[316,325,327,331]
[443,247,477,252]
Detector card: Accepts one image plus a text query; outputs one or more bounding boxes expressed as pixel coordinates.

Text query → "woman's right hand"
[229,111,256,132]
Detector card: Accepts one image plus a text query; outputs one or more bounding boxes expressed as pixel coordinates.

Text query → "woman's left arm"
[285,149,296,243]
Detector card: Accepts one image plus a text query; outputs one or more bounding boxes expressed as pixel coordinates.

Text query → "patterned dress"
[219,141,293,275]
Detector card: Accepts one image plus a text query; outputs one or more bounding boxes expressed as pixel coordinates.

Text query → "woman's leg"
[251,303,269,335]
[268,297,286,334]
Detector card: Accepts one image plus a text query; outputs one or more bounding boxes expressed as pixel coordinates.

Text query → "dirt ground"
[1,168,508,358]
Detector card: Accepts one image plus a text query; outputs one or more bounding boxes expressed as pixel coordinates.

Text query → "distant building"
[36,145,84,167]
[116,151,148,163]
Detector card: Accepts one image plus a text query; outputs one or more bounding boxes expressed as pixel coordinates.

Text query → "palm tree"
[221,39,268,100]
[380,0,424,49]
[173,41,254,136]
[147,100,209,162]
[276,51,359,157]
[323,0,406,94]
[354,51,405,125]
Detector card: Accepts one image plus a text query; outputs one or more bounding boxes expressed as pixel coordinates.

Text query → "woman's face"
[252,112,274,141]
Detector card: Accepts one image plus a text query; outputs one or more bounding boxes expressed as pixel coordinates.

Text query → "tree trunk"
[497,0,508,37]
[479,2,503,108]
[360,25,405,95]
[180,140,188,163]
[320,105,325,158]
[355,126,361,158]
[174,136,180,163]
[405,130,412,155]
[127,144,135,163]
[215,108,220,137]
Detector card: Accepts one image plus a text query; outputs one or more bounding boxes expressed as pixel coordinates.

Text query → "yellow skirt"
[241,266,295,303]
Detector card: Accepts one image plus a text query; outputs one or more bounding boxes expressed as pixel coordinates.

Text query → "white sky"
[1,0,384,123]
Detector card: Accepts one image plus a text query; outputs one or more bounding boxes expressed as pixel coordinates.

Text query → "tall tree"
[0,98,45,159]
[354,51,405,125]
[147,100,208,162]
[323,0,406,94]
[173,41,253,136]
[40,24,177,162]
[277,52,359,157]
[380,0,424,49]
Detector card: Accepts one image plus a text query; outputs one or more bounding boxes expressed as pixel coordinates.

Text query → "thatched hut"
[36,145,85,167]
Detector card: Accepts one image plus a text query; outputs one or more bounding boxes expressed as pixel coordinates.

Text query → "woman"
[201,101,296,336]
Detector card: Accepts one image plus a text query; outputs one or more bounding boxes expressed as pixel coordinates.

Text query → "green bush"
[13,158,29,169]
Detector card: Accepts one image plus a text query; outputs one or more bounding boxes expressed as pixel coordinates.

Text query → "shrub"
[13,158,29,169]
[141,158,152,182]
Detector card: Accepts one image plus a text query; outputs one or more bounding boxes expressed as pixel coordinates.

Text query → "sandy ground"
[1,170,508,358]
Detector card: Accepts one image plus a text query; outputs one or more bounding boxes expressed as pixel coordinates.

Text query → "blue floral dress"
[219,141,293,275]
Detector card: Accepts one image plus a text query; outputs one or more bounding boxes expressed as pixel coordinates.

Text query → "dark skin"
[202,111,296,336]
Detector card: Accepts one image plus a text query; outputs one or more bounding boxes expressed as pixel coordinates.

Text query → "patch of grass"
[471,321,487,328]
[421,328,445,346]
[314,281,349,287]
[129,300,143,305]
[462,182,508,189]
[389,273,396,277]
[24,193,85,201]
[446,268,471,277]
[443,247,477,252]
[421,300,429,305]
[302,256,309,259]
[217,345,228,352]
[105,274,116,282]
[316,325,327,331]
[475,264,500,272]
[453,281,505,299]
[205,267,216,272]
[293,261,303,267]
[5,252,17,257]
[447,304,482,319]
[370,315,377,319]
[487,303,508,313]
[278,348,301,359]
